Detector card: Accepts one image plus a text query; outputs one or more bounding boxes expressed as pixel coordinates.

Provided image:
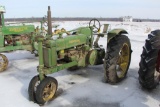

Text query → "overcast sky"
[0,0,160,19]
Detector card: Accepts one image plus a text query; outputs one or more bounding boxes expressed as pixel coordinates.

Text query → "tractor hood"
[44,34,89,51]
[2,25,35,35]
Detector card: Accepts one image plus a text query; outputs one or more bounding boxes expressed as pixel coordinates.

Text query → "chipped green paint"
[37,25,129,77]
[2,25,35,35]
[44,34,88,51]
[0,45,33,52]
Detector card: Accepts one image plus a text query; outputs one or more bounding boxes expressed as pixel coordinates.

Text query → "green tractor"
[138,30,160,89]
[28,6,132,105]
[0,6,47,72]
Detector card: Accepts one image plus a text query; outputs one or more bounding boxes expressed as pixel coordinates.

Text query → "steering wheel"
[89,19,101,33]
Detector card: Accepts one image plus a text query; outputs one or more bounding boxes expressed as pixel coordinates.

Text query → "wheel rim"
[0,54,8,72]
[116,43,130,78]
[42,82,57,101]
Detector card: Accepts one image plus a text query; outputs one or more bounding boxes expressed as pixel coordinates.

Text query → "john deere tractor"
[138,30,160,89]
[0,6,47,72]
[28,6,132,105]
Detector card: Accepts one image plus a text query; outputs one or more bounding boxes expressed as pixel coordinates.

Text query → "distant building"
[122,16,133,22]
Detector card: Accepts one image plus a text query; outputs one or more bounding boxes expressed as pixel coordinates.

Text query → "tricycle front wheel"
[35,76,58,105]
[28,75,40,103]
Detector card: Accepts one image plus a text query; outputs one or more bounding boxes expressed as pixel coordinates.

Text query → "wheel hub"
[42,82,57,101]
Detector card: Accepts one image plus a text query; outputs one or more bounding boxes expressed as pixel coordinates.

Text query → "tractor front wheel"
[0,54,8,72]
[28,75,40,102]
[104,35,131,84]
[35,76,58,105]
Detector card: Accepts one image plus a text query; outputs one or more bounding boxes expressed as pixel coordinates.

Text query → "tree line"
[4,17,160,22]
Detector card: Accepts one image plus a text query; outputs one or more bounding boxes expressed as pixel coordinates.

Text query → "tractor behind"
[0,6,47,72]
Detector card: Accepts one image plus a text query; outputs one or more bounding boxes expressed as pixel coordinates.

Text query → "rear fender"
[107,29,128,43]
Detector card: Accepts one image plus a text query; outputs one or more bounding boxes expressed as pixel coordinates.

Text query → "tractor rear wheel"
[138,30,160,89]
[104,35,131,84]
[0,54,8,72]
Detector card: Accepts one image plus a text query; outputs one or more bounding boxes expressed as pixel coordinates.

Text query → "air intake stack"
[47,6,52,36]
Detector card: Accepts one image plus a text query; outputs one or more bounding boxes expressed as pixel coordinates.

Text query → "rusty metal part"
[116,43,130,78]
[42,82,57,101]
[0,54,8,72]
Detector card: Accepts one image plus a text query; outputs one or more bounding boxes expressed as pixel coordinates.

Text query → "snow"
[0,21,160,107]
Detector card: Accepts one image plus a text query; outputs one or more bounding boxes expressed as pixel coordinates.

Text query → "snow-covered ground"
[0,21,160,107]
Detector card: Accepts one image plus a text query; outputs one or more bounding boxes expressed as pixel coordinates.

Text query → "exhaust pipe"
[47,6,52,36]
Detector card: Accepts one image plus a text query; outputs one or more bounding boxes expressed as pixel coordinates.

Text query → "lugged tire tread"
[138,30,160,89]
[104,35,131,84]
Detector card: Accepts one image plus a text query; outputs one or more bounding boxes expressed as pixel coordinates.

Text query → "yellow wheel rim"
[42,82,57,101]
[0,54,8,72]
[116,43,130,78]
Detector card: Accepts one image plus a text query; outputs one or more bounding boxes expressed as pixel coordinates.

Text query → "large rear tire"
[138,30,160,89]
[104,35,132,84]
